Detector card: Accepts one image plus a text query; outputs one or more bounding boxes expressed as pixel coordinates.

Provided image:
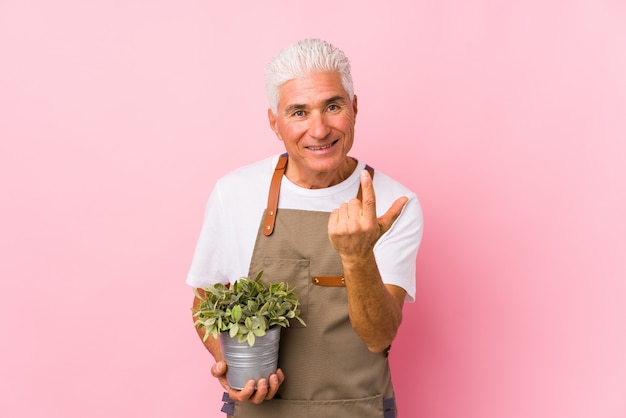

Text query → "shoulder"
[372,170,415,196]
[370,167,420,211]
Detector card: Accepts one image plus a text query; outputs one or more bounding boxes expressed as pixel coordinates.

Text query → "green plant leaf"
[229,323,239,338]
[257,315,267,330]
[259,301,270,315]
[252,328,266,337]
[231,305,242,323]
[247,300,258,312]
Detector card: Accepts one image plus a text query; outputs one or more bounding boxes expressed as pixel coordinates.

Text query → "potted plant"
[192,271,305,389]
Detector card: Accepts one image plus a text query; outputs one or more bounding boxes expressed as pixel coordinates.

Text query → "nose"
[308,111,331,140]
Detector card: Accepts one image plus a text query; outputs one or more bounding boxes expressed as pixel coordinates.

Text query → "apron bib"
[224,155,396,418]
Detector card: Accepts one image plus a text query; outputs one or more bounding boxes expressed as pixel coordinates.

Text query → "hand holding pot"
[211,361,285,404]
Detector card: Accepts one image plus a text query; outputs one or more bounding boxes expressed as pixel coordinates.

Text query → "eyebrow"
[283,103,307,115]
[283,95,349,116]
[323,95,348,106]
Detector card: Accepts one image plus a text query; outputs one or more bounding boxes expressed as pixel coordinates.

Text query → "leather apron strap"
[263,154,288,236]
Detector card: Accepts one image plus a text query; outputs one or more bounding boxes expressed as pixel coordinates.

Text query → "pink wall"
[1,1,624,417]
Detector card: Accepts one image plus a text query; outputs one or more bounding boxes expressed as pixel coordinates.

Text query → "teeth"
[308,142,334,150]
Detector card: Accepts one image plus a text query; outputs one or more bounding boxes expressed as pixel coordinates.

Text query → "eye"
[327,104,339,112]
[293,110,305,117]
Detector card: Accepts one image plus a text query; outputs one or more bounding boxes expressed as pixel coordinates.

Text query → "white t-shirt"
[186,154,423,302]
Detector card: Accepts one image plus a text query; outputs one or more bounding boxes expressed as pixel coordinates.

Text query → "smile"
[306,140,338,151]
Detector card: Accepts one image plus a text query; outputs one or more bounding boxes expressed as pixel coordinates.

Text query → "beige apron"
[222,155,397,418]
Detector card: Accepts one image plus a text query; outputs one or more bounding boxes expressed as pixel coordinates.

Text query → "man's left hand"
[328,170,408,261]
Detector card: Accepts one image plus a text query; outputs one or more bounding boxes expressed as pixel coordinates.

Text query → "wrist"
[340,251,377,270]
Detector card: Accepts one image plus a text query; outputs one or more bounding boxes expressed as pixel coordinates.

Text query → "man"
[187,38,423,417]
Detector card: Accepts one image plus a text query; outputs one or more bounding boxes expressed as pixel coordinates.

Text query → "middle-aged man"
[187,38,424,417]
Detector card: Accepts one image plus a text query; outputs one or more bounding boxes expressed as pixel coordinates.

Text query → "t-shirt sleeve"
[374,193,423,302]
[185,183,228,289]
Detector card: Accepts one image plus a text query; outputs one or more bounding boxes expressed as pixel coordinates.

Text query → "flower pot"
[219,326,281,390]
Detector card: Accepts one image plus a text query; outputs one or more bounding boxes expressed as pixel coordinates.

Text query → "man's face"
[268,71,357,188]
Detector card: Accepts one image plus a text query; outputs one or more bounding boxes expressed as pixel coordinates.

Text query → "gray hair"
[264,38,354,115]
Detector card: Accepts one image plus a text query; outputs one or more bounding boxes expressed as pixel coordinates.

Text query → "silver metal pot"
[219,326,281,390]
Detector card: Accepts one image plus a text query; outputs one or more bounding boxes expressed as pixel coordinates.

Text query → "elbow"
[362,326,399,353]
[365,331,397,353]
[367,343,392,354]
[364,316,402,353]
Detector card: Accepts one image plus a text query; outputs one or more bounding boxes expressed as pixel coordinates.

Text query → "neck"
[286,157,357,189]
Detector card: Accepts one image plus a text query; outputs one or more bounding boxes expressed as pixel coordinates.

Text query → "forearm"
[342,252,404,353]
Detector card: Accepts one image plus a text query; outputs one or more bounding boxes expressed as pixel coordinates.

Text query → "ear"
[267,108,282,141]
[352,94,358,119]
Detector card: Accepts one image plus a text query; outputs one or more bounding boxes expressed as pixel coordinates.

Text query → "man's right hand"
[211,361,285,404]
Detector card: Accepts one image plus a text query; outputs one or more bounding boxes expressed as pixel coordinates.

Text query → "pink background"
[1,1,625,417]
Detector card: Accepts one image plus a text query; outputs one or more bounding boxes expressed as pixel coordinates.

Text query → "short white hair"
[264,38,354,114]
